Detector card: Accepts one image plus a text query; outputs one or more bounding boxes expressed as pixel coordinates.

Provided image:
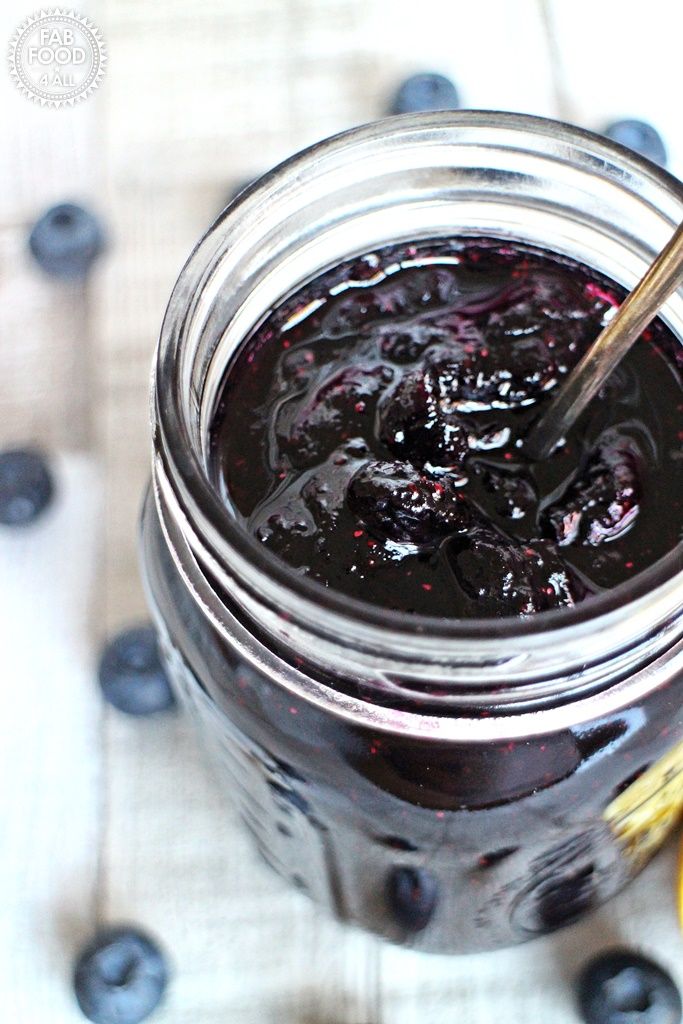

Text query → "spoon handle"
[524,219,683,462]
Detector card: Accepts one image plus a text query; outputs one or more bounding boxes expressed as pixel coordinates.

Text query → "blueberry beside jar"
[141,113,683,952]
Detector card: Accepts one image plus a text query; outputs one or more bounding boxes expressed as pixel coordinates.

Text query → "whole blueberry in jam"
[448,526,584,616]
[543,432,642,547]
[348,460,471,544]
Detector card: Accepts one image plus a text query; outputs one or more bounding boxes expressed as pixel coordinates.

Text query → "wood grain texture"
[0,4,102,451]
[2,0,683,1020]
[0,230,94,451]
[0,457,103,1022]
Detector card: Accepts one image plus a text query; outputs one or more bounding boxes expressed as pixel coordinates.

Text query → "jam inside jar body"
[142,113,683,952]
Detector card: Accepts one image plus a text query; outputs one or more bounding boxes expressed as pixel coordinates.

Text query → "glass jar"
[141,111,683,953]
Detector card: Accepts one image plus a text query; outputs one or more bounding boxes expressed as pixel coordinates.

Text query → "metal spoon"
[523,219,683,462]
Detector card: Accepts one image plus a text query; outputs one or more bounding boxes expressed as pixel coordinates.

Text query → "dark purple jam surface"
[209,238,683,618]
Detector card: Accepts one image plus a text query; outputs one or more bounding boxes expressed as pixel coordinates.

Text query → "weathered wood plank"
[0,456,103,1022]
[0,4,100,224]
[100,710,381,1024]
[0,3,103,449]
[0,227,96,451]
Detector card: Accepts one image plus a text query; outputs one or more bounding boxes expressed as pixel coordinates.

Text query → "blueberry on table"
[73,926,169,1024]
[98,625,175,715]
[28,202,105,278]
[388,72,460,115]
[577,949,681,1024]
[603,119,668,167]
[386,865,439,932]
[0,448,54,526]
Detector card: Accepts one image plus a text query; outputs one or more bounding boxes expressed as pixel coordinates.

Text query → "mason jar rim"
[152,110,683,708]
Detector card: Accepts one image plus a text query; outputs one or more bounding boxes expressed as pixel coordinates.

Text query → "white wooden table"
[1,2,682,1021]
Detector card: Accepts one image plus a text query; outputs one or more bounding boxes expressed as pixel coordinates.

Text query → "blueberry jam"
[210,238,683,618]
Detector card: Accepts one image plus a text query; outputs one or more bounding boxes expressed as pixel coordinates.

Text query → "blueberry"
[433,267,599,409]
[603,120,667,167]
[543,432,642,547]
[0,448,54,526]
[577,949,681,1024]
[386,866,438,932]
[73,926,169,1024]
[378,366,470,472]
[347,459,471,544]
[449,525,584,615]
[388,72,460,115]
[28,202,105,278]
[98,625,175,715]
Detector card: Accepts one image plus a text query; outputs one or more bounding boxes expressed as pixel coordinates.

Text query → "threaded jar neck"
[152,111,683,720]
